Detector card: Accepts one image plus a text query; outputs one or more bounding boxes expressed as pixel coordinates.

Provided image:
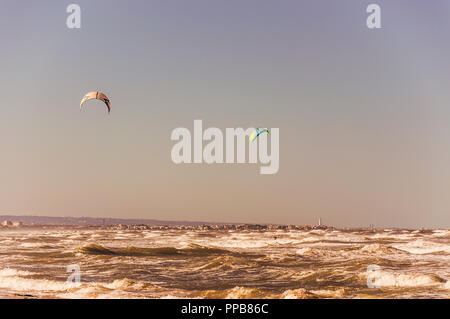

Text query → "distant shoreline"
[0,215,225,227]
[0,215,333,230]
[0,223,334,231]
[0,215,445,231]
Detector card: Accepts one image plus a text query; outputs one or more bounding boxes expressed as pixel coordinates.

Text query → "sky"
[1,0,450,228]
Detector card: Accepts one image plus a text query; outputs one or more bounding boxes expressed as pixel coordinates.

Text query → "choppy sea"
[0,228,448,298]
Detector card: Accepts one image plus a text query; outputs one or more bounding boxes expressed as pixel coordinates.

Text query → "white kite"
[80,92,111,113]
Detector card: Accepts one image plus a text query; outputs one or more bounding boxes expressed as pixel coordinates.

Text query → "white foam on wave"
[431,230,450,237]
[103,278,142,290]
[281,288,314,299]
[207,239,269,249]
[223,286,261,299]
[359,243,401,254]
[0,268,79,293]
[0,268,153,298]
[18,243,42,248]
[297,236,320,243]
[59,278,154,298]
[59,278,189,299]
[444,280,450,290]
[295,248,313,255]
[309,288,346,298]
[0,239,16,245]
[325,233,364,243]
[143,232,162,238]
[392,239,450,255]
[369,232,414,240]
[363,269,446,288]
[0,268,32,278]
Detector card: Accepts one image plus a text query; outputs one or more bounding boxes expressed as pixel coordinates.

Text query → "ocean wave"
[431,230,450,238]
[199,286,269,299]
[392,239,450,255]
[76,243,234,257]
[194,256,249,271]
[309,288,346,298]
[58,286,136,299]
[0,267,158,298]
[358,244,404,255]
[362,270,446,288]
[0,268,33,278]
[294,247,326,257]
[200,286,317,299]
[281,288,316,299]
[56,278,159,299]
[444,280,450,290]
[0,268,80,294]
[18,243,44,248]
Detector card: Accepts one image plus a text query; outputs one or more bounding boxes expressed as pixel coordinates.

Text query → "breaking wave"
[76,243,234,257]
[361,269,447,288]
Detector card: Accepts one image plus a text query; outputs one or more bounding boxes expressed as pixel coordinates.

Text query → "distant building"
[1,220,13,226]
[12,221,23,227]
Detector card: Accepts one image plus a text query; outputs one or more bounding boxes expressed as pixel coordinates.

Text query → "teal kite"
[250,128,269,142]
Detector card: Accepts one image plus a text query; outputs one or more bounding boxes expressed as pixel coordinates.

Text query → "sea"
[0,227,448,298]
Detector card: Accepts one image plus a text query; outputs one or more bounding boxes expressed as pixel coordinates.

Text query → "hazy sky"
[1,1,450,228]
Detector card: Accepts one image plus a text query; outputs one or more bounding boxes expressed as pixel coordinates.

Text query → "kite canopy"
[250,128,269,142]
[80,92,111,113]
